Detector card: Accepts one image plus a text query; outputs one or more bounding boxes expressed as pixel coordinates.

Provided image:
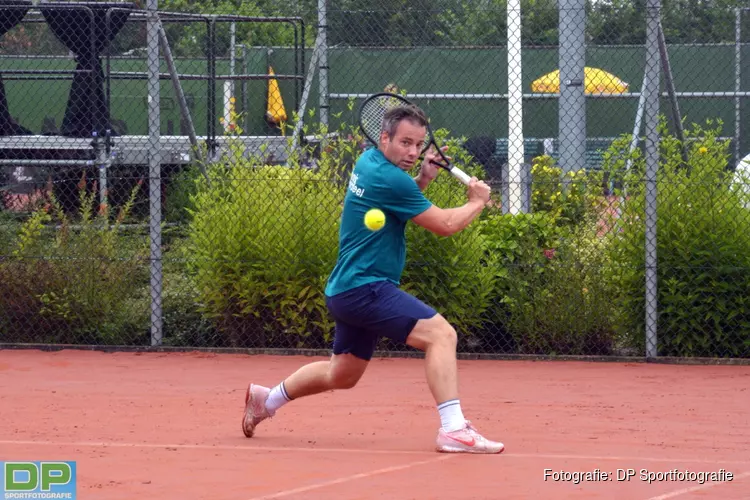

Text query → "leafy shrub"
[477,152,617,355]
[164,164,202,225]
[477,211,557,352]
[530,154,606,227]
[160,236,219,347]
[506,231,617,355]
[0,211,23,257]
[480,211,614,354]
[0,178,149,344]
[186,144,342,348]
[607,119,750,357]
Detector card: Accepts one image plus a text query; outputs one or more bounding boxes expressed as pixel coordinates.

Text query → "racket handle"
[450,166,472,185]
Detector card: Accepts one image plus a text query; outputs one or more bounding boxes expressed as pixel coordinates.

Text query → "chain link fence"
[1,0,749,360]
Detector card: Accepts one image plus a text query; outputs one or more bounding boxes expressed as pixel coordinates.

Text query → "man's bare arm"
[412,201,486,237]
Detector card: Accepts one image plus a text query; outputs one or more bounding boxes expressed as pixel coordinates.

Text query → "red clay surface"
[0,349,748,499]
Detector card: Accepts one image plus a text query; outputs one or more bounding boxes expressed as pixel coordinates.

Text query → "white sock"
[265,381,292,414]
[437,399,466,432]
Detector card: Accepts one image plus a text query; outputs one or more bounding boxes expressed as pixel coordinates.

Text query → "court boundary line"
[246,455,455,500]
[3,342,750,365]
[2,440,749,466]
[645,470,750,500]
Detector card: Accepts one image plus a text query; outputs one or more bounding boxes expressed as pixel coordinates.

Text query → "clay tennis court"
[1,348,748,499]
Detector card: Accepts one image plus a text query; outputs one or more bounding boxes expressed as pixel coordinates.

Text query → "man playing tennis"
[243,103,504,454]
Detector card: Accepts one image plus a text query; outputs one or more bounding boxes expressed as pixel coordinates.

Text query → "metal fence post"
[558,0,586,176]
[735,8,742,166]
[147,0,163,346]
[644,0,661,358]
[507,0,525,214]
[317,0,329,128]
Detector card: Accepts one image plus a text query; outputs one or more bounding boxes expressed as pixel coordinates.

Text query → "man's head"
[378,105,428,170]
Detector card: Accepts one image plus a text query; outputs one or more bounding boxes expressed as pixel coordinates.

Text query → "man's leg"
[405,314,458,405]
[243,283,387,438]
[242,353,368,438]
[283,352,370,398]
[406,314,504,454]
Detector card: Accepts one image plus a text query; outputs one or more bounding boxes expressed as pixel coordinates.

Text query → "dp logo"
[2,462,76,498]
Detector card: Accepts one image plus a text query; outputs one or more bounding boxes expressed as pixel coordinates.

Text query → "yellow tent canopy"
[265,66,287,125]
[531,67,629,94]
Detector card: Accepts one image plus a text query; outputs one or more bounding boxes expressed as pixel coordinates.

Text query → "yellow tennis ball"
[364,208,386,231]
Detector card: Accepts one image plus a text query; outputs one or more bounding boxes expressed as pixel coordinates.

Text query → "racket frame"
[358,92,472,185]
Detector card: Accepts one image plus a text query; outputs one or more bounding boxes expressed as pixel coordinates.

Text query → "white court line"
[0,440,432,456]
[1,440,749,466]
[646,470,750,500]
[247,455,454,500]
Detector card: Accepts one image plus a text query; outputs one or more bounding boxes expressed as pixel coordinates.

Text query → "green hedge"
[605,120,750,357]
[0,179,149,344]
[2,116,749,358]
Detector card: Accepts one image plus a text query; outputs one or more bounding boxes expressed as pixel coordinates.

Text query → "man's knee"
[328,369,362,390]
[331,374,359,389]
[327,353,368,390]
[408,315,457,350]
[435,322,457,347]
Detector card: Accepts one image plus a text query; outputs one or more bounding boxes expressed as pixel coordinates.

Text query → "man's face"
[379,119,427,170]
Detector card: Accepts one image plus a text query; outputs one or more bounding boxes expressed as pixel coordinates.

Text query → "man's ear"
[379,130,390,147]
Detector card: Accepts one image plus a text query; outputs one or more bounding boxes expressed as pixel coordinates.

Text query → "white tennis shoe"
[436,420,504,454]
[242,383,272,438]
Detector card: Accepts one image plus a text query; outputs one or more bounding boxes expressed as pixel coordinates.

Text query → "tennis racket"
[358,92,473,186]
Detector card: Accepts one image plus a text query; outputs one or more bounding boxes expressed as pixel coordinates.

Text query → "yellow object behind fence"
[531,67,629,94]
[266,66,287,125]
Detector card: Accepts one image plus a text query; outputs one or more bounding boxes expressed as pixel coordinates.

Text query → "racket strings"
[360,95,404,143]
[358,93,471,185]
[360,95,436,155]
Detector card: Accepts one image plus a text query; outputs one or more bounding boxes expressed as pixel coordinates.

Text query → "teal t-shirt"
[325,148,432,297]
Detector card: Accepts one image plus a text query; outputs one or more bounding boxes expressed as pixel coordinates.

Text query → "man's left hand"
[420,145,450,181]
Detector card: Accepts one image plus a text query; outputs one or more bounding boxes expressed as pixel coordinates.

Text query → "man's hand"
[467,177,491,205]
[419,145,449,181]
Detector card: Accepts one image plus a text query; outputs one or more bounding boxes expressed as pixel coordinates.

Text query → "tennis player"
[243,104,504,454]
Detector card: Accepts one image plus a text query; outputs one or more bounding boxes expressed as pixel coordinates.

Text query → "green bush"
[477,212,556,352]
[0,211,23,257]
[160,236,219,347]
[0,179,149,344]
[164,164,202,225]
[480,211,615,354]
[186,142,342,348]
[477,152,617,355]
[508,231,617,355]
[607,119,750,357]
[530,154,606,228]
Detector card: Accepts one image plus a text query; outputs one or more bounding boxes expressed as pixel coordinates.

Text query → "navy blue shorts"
[325,280,438,361]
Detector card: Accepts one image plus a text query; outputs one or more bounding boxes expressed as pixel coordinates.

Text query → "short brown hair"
[382,105,428,138]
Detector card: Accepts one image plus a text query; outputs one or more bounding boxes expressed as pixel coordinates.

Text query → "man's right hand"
[412,177,493,237]
[467,177,491,205]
